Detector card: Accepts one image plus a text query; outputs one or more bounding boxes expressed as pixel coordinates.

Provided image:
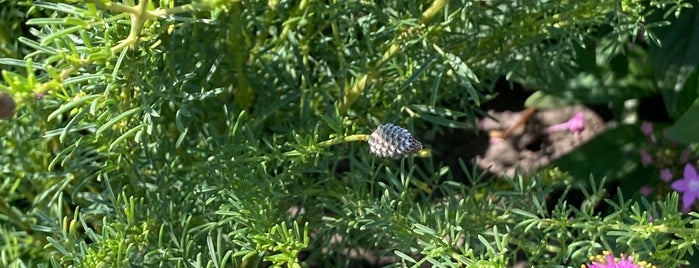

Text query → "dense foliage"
[1,0,698,267]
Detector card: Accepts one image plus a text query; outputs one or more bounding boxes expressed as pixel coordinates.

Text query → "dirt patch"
[476,105,606,177]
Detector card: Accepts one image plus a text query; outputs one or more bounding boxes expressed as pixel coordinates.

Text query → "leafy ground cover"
[1,0,699,267]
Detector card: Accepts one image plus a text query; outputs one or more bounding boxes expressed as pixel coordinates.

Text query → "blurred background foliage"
[1,0,698,267]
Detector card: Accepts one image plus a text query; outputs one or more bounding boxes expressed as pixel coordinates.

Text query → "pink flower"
[638,149,653,165]
[587,252,642,268]
[640,186,652,196]
[660,168,672,182]
[671,164,699,210]
[641,122,653,136]
[544,112,585,137]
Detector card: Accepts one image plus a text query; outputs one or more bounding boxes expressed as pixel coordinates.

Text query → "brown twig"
[490,107,537,139]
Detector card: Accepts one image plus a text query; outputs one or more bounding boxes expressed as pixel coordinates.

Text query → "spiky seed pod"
[368,123,422,157]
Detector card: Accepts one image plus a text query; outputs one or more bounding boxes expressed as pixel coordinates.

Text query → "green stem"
[338,0,450,115]
[275,0,311,47]
[421,0,450,24]
[35,1,217,95]
[230,2,254,109]
[317,134,369,147]
[284,134,369,156]
[151,3,212,17]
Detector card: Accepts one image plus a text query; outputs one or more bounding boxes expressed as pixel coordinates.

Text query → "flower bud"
[368,123,422,157]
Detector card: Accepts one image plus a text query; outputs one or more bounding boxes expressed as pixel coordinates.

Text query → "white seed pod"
[368,123,422,157]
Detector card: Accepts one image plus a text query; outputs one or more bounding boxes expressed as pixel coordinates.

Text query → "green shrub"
[1,0,698,267]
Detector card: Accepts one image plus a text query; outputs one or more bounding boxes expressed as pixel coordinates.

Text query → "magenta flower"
[544,112,585,137]
[639,186,652,196]
[671,164,699,210]
[586,252,643,268]
[638,149,653,165]
[641,122,653,136]
[660,168,672,182]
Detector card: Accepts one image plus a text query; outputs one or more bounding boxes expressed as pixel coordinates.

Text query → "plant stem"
[317,134,369,147]
[421,0,450,24]
[35,1,213,95]
[284,134,369,156]
[338,0,450,115]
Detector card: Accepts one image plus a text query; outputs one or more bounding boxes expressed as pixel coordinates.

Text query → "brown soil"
[476,105,606,177]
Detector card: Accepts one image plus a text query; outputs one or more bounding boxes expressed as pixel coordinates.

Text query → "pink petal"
[544,123,568,133]
[660,168,673,182]
[605,253,616,264]
[638,149,653,165]
[567,112,584,133]
[684,164,698,180]
[641,122,653,136]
